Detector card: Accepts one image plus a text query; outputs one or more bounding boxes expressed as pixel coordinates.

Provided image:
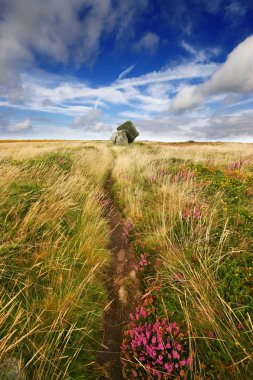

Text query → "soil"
[97,172,139,380]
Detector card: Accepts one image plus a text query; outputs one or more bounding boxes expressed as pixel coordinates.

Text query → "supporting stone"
[110,130,128,145]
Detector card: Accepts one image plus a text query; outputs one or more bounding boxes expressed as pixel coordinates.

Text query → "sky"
[0,0,253,142]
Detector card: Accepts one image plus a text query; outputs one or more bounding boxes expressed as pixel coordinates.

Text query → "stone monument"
[110,121,139,145]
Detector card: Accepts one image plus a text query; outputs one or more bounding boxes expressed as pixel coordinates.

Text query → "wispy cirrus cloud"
[224,0,247,26]
[117,65,136,81]
[0,59,218,122]
[181,40,220,63]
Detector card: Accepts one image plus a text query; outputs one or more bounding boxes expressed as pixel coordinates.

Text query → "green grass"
[112,143,253,379]
[0,145,112,379]
[0,141,252,379]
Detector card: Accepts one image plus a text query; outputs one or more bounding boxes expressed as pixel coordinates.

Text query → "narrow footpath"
[97,171,139,380]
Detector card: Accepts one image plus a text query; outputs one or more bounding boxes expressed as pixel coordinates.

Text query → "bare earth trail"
[97,170,139,379]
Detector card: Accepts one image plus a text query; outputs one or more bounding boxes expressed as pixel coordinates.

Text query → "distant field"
[0,140,101,143]
[0,141,252,379]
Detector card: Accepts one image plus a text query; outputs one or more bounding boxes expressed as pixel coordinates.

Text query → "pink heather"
[172,350,180,359]
[121,305,193,378]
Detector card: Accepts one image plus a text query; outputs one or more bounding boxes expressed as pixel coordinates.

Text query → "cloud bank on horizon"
[0,0,253,142]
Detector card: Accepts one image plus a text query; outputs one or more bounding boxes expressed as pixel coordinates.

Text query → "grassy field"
[0,141,252,379]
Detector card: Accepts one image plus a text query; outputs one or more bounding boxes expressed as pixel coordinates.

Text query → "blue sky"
[0,0,253,141]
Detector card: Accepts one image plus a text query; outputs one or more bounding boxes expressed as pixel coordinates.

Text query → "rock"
[110,131,118,144]
[110,120,139,145]
[116,131,128,145]
[117,120,139,143]
[0,357,25,380]
[110,130,128,145]
[118,285,128,305]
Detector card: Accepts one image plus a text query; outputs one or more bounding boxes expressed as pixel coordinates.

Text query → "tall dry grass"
[0,141,113,379]
[112,142,253,378]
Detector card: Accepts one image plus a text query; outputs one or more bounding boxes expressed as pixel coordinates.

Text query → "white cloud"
[133,108,253,142]
[224,0,247,25]
[0,0,149,97]
[117,65,136,81]
[170,86,204,111]
[74,109,103,127]
[94,123,112,132]
[181,41,198,56]
[191,110,253,140]
[73,108,112,133]
[204,34,253,93]
[133,32,160,53]
[1,26,252,142]
[0,60,215,120]
[181,40,220,63]
[7,118,32,132]
[116,62,217,88]
[171,34,253,112]
[0,59,219,138]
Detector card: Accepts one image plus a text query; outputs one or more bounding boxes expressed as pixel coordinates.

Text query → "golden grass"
[0,141,113,379]
[0,140,252,379]
[0,141,90,160]
[112,142,253,379]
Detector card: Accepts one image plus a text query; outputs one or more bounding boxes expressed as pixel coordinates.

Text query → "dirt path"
[97,171,139,380]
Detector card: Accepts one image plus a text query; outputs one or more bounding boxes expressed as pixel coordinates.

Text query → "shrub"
[121,299,192,379]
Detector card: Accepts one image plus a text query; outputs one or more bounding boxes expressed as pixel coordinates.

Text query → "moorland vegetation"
[0,141,252,379]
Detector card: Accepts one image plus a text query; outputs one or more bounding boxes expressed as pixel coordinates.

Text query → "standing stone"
[113,130,128,145]
[110,120,139,145]
[110,131,118,144]
[117,121,139,143]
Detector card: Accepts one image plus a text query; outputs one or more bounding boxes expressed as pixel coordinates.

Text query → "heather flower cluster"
[132,242,158,284]
[149,167,195,184]
[228,160,248,170]
[149,167,168,184]
[121,301,192,379]
[171,272,186,282]
[174,169,195,182]
[134,253,149,272]
[158,168,169,176]
[182,207,202,220]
